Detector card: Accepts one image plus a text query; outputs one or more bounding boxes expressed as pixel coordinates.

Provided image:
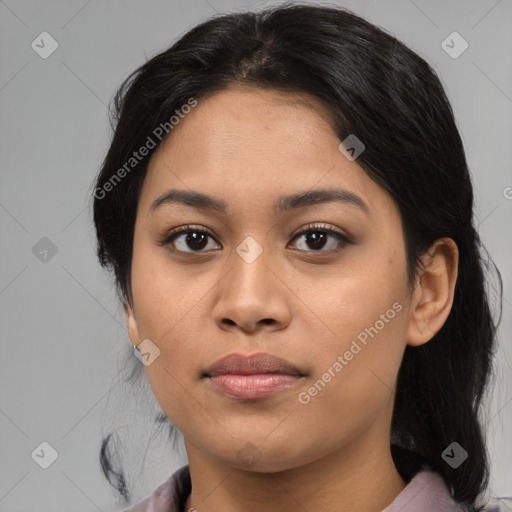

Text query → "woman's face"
[126,86,415,472]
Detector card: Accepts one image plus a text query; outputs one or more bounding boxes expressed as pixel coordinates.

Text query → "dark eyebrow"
[149,189,227,214]
[275,188,369,215]
[149,188,370,215]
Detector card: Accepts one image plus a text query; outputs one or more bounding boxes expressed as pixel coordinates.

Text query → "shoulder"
[122,465,191,512]
[382,465,484,512]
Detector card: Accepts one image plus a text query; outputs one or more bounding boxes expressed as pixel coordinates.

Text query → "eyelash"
[158,223,353,255]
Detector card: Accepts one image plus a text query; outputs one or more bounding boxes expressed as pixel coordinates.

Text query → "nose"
[211,244,292,335]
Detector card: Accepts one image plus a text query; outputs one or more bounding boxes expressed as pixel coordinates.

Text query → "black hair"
[90,3,503,510]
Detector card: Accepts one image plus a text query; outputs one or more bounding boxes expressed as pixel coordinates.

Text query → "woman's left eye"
[289,224,352,253]
[159,223,352,254]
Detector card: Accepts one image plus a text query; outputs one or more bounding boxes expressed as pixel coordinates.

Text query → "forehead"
[137,87,393,220]
[150,86,341,168]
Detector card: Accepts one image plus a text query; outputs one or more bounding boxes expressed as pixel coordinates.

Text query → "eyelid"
[289,222,347,240]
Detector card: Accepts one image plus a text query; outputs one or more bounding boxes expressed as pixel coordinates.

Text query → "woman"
[92,3,502,511]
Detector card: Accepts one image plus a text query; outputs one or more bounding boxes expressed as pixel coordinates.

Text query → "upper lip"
[204,352,306,377]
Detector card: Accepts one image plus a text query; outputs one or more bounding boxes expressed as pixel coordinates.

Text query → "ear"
[124,301,141,347]
[406,237,459,347]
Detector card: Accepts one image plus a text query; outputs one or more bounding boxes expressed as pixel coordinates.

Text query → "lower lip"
[207,373,303,401]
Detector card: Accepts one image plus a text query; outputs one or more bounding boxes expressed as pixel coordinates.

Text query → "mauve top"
[121,463,474,512]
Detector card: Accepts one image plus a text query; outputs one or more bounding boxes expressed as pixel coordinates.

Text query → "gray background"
[0,0,511,510]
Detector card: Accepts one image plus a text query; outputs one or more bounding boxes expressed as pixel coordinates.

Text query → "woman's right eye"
[160,226,221,253]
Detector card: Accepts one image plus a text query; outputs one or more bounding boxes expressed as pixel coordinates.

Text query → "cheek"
[297,244,408,412]
[292,303,407,456]
[301,294,407,396]
[312,245,407,351]
[130,240,207,341]
[129,248,205,406]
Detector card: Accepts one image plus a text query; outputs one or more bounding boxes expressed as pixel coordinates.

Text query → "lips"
[203,352,307,401]
[204,352,305,378]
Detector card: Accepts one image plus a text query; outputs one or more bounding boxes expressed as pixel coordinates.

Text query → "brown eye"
[160,226,221,253]
[288,224,353,253]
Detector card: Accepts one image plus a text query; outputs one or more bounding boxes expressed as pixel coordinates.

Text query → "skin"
[125,86,459,512]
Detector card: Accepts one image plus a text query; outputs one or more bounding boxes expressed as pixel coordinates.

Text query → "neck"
[183,438,406,512]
